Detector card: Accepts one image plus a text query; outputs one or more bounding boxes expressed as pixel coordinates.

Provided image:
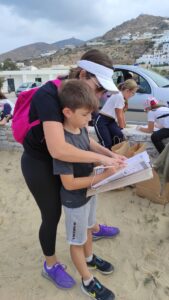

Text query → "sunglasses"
[91,77,107,93]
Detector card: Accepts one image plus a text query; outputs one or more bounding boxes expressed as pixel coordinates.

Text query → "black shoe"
[81,277,115,300]
[87,254,114,275]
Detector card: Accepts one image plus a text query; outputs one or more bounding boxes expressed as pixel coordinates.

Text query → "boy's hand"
[103,165,124,178]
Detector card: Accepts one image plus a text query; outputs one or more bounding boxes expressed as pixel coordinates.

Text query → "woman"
[137,97,169,153]
[0,91,13,125]
[94,79,138,149]
[21,49,125,290]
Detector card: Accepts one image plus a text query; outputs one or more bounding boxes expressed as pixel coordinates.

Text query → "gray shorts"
[63,196,96,245]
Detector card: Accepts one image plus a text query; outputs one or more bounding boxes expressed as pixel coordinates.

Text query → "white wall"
[0,67,70,93]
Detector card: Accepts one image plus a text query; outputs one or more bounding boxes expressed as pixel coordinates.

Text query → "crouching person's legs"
[151,128,169,153]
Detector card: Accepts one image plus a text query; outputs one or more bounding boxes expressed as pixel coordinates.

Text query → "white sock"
[46,264,53,269]
[86,254,93,263]
[46,262,58,270]
[83,276,94,286]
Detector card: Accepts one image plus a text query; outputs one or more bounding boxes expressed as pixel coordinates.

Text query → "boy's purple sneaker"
[92,224,120,241]
[42,261,76,289]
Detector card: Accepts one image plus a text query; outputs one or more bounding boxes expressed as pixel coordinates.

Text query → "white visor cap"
[77,60,119,92]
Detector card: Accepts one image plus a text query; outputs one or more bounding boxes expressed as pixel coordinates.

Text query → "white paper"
[87,167,153,196]
[92,151,151,188]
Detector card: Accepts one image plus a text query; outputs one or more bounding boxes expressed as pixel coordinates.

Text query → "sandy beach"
[1,150,169,300]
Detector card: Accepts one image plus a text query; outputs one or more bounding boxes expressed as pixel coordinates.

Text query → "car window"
[140,68,169,87]
[138,76,151,93]
[20,83,30,88]
[31,83,36,88]
[130,73,151,94]
[113,69,151,94]
[113,71,124,85]
[35,82,42,87]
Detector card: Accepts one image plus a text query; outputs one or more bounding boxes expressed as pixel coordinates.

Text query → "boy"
[53,80,121,300]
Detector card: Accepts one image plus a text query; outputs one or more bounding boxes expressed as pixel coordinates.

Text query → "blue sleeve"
[3,103,12,115]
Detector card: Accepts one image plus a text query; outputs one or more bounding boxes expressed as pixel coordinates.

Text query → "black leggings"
[151,128,169,153]
[94,114,124,149]
[21,151,62,256]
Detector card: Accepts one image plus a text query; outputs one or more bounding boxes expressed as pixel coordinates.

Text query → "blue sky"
[0,0,169,54]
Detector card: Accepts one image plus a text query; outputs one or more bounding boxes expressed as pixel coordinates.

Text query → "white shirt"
[148,107,169,128]
[100,92,124,120]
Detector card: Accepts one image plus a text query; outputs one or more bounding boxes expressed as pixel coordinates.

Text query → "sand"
[0,150,169,300]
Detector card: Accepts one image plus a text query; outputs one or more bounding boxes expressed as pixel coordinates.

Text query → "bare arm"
[115,108,126,128]
[89,137,126,164]
[43,121,124,166]
[0,117,8,125]
[138,121,154,133]
[60,166,122,191]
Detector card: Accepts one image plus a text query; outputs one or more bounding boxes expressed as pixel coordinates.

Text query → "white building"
[40,50,57,57]
[86,41,105,46]
[120,33,131,43]
[163,42,169,52]
[136,52,169,65]
[136,37,169,66]
[16,62,25,68]
[0,66,70,93]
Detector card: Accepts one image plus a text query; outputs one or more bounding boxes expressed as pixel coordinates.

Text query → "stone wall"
[1,124,168,159]
[0,123,23,151]
[122,126,169,160]
[89,125,169,160]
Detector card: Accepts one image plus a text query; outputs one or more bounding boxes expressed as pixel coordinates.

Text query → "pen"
[94,165,116,170]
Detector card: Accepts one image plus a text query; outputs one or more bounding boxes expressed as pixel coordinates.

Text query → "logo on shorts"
[72,222,77,240]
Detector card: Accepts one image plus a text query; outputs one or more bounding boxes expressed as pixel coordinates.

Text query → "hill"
[0,38,84,62]
[0,14,169,65]
[102,14,169,40]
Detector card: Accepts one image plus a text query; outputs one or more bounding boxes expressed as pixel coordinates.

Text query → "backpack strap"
[157,113,169,119]
[51,79,62,88]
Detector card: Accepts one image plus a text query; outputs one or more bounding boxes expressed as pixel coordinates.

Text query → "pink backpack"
[12,79,61,144]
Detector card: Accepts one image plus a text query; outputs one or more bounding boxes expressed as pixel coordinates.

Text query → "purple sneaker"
[42,261,76,289]
[92,224,120,241]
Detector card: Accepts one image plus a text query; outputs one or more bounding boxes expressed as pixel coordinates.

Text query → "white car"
[15,81,42,97]
[113,65,169,111]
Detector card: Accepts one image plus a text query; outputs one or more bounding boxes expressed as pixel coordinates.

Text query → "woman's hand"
[110,151,127,162]
[100,154,126,168]
[0,117,7,126]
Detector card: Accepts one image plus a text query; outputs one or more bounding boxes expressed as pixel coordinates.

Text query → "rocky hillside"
[0,14,168,65]
[0,38,84,62]
[102,14,169,40]
[29,39,153,68]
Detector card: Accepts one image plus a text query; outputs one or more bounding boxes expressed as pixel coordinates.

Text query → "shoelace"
[53,264,65,274]
[90,279,104,293]
[93,254,103,262]
[100,224,113,233]
[52,262,67,270]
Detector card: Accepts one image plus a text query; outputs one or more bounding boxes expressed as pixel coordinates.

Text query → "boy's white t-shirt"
[148,107,169,128]
[100,92,124,120]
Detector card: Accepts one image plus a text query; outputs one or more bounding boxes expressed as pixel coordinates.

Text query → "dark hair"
[59,79,98,112]
[0,91,7,100]
[81,49,112,68]
[69,49,113,79]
